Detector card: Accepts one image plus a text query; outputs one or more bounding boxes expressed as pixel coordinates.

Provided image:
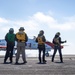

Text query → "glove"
[64,40,67,43]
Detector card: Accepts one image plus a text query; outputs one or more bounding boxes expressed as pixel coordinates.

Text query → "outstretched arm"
[59,37,67,44]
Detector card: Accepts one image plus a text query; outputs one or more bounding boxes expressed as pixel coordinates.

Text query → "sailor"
[51,32,67,63]
[4,28,15,63]
[15,27,28,64]
[36,30,47,64]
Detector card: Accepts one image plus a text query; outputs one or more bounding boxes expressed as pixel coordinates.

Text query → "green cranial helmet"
[9,28,14,32]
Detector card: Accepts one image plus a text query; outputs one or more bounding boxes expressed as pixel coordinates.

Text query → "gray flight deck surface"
[0,55,75,75]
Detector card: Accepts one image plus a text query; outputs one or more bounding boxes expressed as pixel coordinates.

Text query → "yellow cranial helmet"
[19,27,25,31]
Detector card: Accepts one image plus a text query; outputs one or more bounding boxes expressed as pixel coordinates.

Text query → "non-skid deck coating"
[0,55,75,75]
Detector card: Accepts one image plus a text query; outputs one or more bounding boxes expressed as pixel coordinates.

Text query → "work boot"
[42,59,46,63]
[23,61,27,64]
[38,62,41,64]
[51,58,54,62]
[44,60,47,62]
[60,61,63,63]
[10,60,13,63]
[4,61,6,64]
[15,61,19,64]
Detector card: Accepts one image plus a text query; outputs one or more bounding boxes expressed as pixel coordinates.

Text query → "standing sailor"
[15,27,28,64]
[36,30,47,64]
[4,28,15,64]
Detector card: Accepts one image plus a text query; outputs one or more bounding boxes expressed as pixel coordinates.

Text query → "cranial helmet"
[9,28,14,32]
[19,27,25,31]
[40,30,44,35]
[56,32,60,35]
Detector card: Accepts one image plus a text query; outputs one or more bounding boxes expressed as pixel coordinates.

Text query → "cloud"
[0,18,9,23]
[48,23,73,30]
[1,12,75,32]
[29,12,75,31]
[0,12,75,39]
[30,12,56,23]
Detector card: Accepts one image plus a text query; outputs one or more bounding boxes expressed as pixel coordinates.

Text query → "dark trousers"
[38,44,45,62]
[4,44,14,62]
[52,45,63,62]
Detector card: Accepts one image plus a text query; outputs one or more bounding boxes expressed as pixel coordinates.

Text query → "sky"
[0,0,75,55]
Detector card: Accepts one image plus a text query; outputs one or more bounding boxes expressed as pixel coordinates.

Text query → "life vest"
[7,33,15,42]
[54,37,60,45]
[37,37,45,44]
[16,32,25,42]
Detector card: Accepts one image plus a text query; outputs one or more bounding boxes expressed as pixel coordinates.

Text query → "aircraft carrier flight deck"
[0,55,75,75]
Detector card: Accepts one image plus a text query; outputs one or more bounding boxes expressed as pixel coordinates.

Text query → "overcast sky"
[0,0,75,54]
